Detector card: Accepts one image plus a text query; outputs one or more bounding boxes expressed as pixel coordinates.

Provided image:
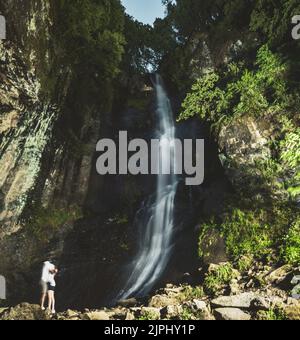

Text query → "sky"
[121,0,166,25]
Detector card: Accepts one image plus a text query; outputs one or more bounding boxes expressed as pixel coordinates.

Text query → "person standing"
[47,266,58,315]
[40,261,57,313]
[40,261,52,311]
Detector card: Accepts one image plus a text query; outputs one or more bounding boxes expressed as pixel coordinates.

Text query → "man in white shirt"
[40,261,56,311]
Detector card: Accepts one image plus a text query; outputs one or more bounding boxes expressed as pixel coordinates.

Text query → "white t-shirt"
[41,261,55,284]
[48,272,56,287]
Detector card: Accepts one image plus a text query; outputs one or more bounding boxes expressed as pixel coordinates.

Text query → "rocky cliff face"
[0,1,106,303]
[0,43,57,235]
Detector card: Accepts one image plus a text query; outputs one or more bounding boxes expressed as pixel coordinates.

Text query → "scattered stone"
[265,265,293,285]
[65,309,80,319]
[291,276,300,299]
[149,295,179,308]
[250,297,270,311]
[230,279,241,295]
[192,300,207,311]
[211,293,257,309]
[284,301,300,320]
[0,303,50,321]
[83,311,110,321]
[161,305,183,319]
[187,300,215,320]
[118,298,138,308]
[125,312,135,321]
[214,308,251,321]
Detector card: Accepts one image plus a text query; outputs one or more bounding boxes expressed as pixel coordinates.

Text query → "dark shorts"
[47,283,56,292]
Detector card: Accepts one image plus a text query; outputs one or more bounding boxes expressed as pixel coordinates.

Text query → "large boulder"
[149,295,180,308]
[284,303,300,320]
[218,116,276,193]
[265,265,294,285]
[185,300,215,320]
[161,305,183,319]
[83,311,110,321]
[211,292,257,309]
[214,308,251,321]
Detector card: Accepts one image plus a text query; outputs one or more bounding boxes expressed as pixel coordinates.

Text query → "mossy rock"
[284,302,300,320]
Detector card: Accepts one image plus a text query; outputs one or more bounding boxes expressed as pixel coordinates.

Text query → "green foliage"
[198,221,220,258]
[281,127,300,193]
[281,219,300,265]
[257,307,287,321]
[180,286,205,301]
[138,311,159,321]
[250,0,300,47]
[204,263,237,296]
[27,205,83,242]
[179,45,289,126]
[222,209,274,260]
[53,0,126,136]
[237,255,254,273]
[55,0,125,76]
[199,201,299,267]
[179,306,205,321]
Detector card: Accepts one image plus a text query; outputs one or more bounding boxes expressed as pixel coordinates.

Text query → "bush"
[179,306,206,321]
[204,263,237,296]
[198,201,298,266]
[180,286,205,301]
[257,307,287,321]
[280,127,300,197]
[222,209,274,260]
[27,205,83,242]
[281,219,300,265]
[178,45,289,129]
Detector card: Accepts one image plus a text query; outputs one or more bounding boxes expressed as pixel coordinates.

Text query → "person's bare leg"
[52,293,56,314]
[47,291,53,311]
[41,293,46,310]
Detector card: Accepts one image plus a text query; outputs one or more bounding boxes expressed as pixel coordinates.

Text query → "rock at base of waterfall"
[118,298,138,308]
[284,301,300,320]
[161,305,183,319]
[83,311,110,321]
[211,292,257,309]
[214,308,251,321]
[149,295,180,308]
[0,303,50,321]
[185,300,215,320]
[265,265,293,285]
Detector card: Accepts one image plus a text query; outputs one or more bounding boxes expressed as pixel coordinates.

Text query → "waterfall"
[119,74,178,299]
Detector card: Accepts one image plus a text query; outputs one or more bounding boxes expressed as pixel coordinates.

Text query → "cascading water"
[119,74,178,299]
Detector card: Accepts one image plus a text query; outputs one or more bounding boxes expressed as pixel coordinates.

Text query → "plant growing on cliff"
[281,219,300,265]
[27,205,83,243]
[178,45,289,128]
[280,127,300,197]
